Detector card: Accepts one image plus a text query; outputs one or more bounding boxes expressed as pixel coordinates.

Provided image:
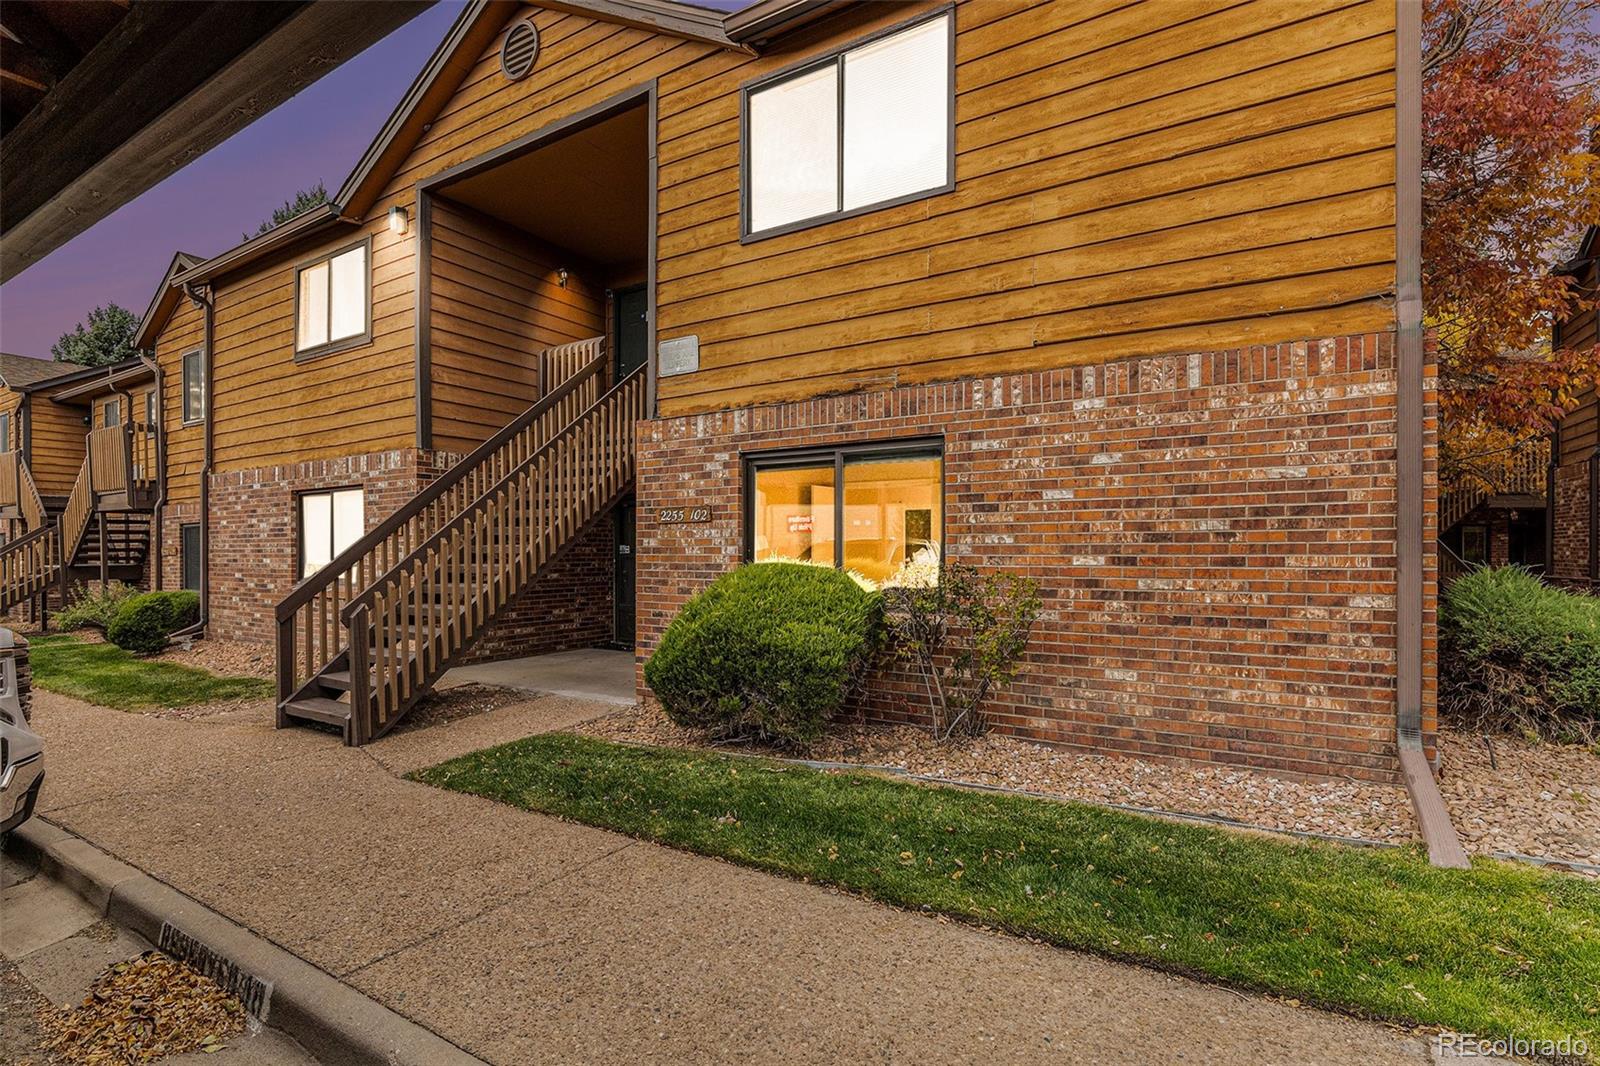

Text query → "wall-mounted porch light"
[557,267,569,288]
[388,205,410,236]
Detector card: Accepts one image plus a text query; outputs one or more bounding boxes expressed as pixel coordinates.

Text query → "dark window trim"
[742,437,945,571]
[291,234,374,363]
[739,5,956,244]
[179,522,202,591]
[295,484,365,579]
[0,411,11,453]
[180,347,206,426]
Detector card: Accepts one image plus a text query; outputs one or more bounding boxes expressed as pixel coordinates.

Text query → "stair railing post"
[349,605,371,746]
[275,612,294,729]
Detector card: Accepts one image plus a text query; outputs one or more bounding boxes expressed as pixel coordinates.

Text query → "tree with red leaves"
[1423,0,1600,491]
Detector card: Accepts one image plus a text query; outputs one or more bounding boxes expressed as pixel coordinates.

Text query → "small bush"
[52,581,137,632]
[1439,566,1600,742]
[644,562,883,745]
[106,591,200,655]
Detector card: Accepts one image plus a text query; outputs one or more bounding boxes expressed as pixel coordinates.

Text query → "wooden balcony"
[86,421,159,512]
[0,449,47,530]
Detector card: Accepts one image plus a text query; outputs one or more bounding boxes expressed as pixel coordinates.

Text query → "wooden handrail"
[1440,438,1551,531]
[18,460,45,532]
[60,460,93,566]
[0,524,59,614]
[275,337,606,708]
[345,366,644,739]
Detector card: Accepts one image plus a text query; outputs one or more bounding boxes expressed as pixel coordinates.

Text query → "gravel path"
[578,705,1600,870]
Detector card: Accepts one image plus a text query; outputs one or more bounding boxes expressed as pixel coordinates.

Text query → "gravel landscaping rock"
[576,706,1420,844]
[156,639,273,680]
[1436,729,1600,868]
[579,705,1600,872]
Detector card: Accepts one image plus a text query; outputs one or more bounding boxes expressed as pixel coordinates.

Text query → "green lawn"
[28,634,272,710]
[417,733,1600,1055]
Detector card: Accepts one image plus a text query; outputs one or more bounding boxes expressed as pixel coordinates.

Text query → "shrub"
[645,562,884,745]
[887,563,1041,739]
[1439,566,1600,742]
[52,581,137,632]
[106,591,200,655]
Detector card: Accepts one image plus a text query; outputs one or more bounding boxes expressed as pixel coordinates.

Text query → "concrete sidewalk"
[23,690,1441,1065]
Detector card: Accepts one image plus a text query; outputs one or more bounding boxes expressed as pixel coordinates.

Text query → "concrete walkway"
[440,647,636,705]
[22,690,1443,1065]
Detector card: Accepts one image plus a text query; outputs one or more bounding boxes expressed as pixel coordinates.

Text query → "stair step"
[282,696,351,725]
[319,670,353,691]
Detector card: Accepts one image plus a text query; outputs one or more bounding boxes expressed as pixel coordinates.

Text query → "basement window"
[182,349,205,425]
[742,10,953,240]
[746,441,942,588]
[180,523,201,591]
[294,238,371,359]
[299,487,364,579]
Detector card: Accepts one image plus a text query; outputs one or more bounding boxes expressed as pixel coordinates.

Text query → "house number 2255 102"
[659,506,711,524]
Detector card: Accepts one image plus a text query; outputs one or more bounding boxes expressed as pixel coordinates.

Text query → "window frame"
[738,6,956,243]
[742,437,945,577]
[290,235,374,362]
[0,411,11,453]
[99,397,121,428]
[179,523,201,592]
[181,348,205,426]
[295,485,365,579]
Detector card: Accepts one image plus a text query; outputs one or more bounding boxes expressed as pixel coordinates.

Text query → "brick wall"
[198,446,617,662]
[205,450,435,644]
[460,514,617,664]
[1551,457,1596,588]
[157,501,199,592]
[635,333,1437,783]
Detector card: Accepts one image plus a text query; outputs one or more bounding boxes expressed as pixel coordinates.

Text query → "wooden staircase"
[276,337,644,744]
[1440,438,1551,532]
[0,421,159,615]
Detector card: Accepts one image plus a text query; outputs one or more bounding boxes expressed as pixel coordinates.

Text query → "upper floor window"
[0,412,11,452]
[743,11,952,239]
[100,397,121,428]
[182,349,205,424]
[294,239,370,358]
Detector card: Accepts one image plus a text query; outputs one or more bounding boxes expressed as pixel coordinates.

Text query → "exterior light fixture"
[388,205,410,235]
[557,267,569,288]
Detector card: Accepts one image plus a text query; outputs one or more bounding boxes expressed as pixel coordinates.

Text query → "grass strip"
[417,732,1600,1056]
[27,634,271,710]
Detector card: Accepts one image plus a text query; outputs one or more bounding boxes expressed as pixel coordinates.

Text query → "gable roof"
[0,352,78,390]
[1556,224,1598,277]
[175,0,769,289]
[133,250,203,351]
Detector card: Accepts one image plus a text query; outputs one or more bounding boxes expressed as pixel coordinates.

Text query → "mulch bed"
[578,705,1600,871]
[390,682,535,733]
[154,638,273,680]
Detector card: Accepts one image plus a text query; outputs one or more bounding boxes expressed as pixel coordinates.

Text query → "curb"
[6,818,489,1066]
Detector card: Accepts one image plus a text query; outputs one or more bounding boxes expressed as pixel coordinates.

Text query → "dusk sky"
[0,0,742,363]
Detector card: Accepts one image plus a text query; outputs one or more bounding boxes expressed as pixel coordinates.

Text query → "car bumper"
[0,756,43,834]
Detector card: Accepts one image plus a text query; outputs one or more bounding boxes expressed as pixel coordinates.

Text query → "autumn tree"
[1423,0,1600,492]
[51,303,141,368]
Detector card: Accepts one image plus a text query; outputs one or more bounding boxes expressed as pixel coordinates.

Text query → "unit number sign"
[659,506,712,524]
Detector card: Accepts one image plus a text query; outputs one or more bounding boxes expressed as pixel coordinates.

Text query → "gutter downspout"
[170,283,213,641]
[1396,0,1469,869]
[142,354,165,591]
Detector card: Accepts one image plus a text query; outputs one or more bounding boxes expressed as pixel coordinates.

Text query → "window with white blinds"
[295,241,370,357]
[299,487,364,578]
[744,12,952,237]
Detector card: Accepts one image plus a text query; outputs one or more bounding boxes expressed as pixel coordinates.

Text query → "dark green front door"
[614,285,647,380]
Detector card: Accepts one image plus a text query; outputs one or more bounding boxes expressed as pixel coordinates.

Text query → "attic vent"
[500,19,540,81]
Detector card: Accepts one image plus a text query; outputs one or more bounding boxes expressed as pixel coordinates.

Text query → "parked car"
[0,627,43,835]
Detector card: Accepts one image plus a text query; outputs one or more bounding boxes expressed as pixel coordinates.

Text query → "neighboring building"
[0,353,159,614]
[1550,225,1599,589]
[12,0,1435,784]
[1437,438,1549,585]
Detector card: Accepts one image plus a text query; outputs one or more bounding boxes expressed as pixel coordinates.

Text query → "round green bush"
[106,590,200,655]
[644,562,884,745]
[1440,566,1600,741]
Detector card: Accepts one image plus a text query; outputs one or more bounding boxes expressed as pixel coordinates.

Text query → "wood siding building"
[88,0,1431,780]
[1551,225,1599,588]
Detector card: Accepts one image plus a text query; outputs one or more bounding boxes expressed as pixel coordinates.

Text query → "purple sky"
[0,0,744,362]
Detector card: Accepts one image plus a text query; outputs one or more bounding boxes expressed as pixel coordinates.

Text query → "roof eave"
[723,0,852,45]
[173,204,349,289]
